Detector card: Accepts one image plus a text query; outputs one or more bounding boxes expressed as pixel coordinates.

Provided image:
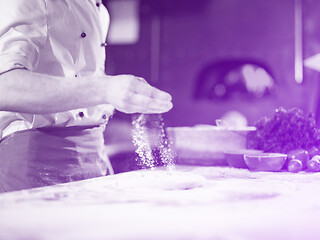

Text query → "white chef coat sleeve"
[0,0,48,74]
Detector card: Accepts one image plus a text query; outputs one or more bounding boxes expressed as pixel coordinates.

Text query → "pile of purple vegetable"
[247,107,320,173]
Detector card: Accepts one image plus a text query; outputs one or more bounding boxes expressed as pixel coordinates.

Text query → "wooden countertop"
[1,165,320,240]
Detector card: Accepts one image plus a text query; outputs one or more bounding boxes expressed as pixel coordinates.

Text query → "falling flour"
[132,114,176,170]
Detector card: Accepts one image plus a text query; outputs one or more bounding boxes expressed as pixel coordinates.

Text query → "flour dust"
[131,114,176,171]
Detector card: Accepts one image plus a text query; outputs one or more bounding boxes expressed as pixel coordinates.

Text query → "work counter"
[1,165,320,240]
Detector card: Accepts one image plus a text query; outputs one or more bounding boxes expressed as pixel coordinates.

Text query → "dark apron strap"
[0,126,112,193]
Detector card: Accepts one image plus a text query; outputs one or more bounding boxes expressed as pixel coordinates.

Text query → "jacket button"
[96,2,100,7]
[79,112,84,118]
[81,32,87,38]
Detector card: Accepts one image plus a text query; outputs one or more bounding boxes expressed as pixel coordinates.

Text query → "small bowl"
[244,153,287,172]
[225,149,263,168]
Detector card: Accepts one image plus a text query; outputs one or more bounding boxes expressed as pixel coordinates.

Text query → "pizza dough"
[112,170,206,190]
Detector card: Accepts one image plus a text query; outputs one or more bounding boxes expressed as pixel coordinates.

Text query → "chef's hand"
[105,74,173,114]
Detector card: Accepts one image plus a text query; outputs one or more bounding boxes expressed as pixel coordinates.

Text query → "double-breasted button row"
[78,112,107,120]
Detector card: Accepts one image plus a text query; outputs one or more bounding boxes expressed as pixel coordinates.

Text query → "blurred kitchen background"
[104,0,320,125]
[102,0,320,171]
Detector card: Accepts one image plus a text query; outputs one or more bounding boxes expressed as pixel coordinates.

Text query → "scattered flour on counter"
[132,114,176,170]
[112,170,206,190]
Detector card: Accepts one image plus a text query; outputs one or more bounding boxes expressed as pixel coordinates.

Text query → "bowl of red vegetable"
[244,153,287,172]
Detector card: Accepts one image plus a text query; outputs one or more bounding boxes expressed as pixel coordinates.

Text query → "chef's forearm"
[0,69,106,114]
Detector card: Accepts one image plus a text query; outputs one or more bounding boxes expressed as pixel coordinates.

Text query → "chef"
[0,0,173,192]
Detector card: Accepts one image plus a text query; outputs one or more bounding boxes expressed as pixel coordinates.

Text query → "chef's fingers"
[150,88,173,102]
[131,79,172,102]
[128,93,173,113]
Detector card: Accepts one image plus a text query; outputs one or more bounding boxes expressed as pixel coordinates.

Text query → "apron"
[0,125,113,193]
